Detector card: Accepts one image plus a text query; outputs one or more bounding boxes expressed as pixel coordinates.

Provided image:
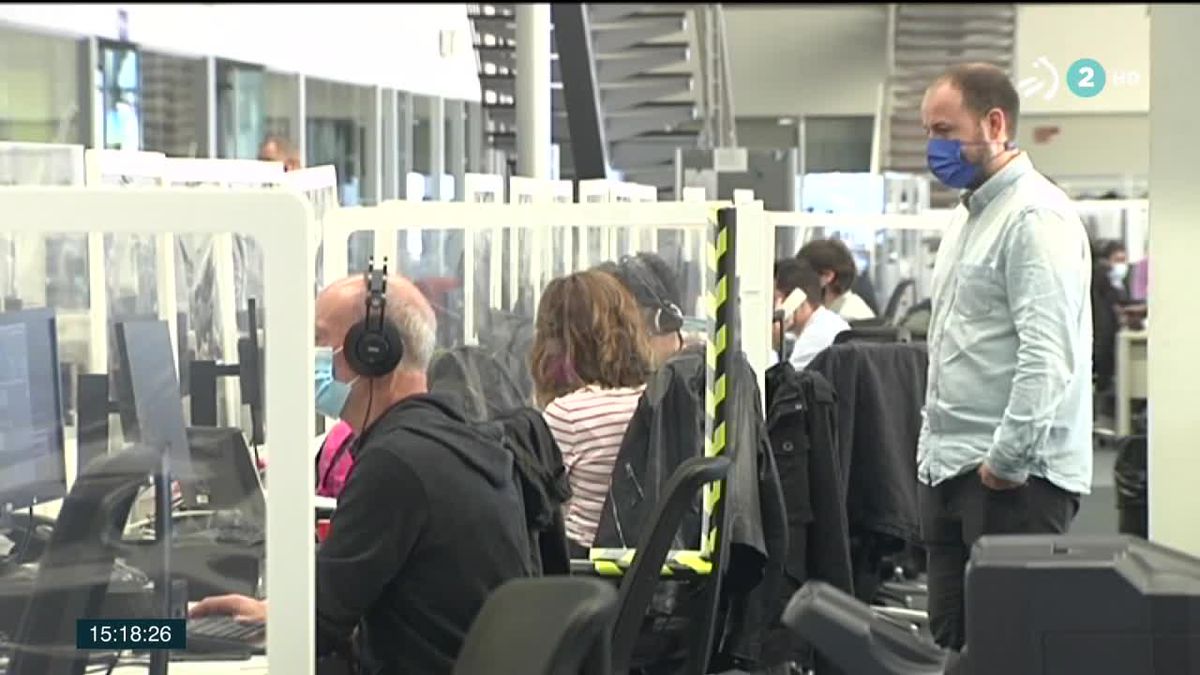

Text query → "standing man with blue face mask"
[192,267,532,674]
[918,63,1093,653]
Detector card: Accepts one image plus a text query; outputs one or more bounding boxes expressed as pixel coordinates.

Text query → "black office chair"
[782,580,948,675]
[881,279,918,326]
[453,577,618,675]
[834,325,913,344]
[609,455,732,674]
[10,446,161,675]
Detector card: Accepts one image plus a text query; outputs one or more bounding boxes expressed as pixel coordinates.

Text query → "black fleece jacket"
[315,393,532,674]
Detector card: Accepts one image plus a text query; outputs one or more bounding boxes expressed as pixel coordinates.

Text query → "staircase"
[468,3,735,195]
[881,3,1017,207]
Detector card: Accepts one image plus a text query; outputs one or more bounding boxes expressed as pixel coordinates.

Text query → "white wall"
[1148,4,1200,557]
[0,4,481,102]
[725,6,887,118]
[1018,113,1148,178]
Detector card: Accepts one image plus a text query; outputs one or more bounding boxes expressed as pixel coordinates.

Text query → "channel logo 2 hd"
[1018,57,1141,100]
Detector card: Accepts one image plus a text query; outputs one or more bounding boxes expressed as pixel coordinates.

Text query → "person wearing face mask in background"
[191,268,531,674]
[797,238,878,322]
[772,257,849,370]
[918,63,1093,654]
[1091,240,1131,413]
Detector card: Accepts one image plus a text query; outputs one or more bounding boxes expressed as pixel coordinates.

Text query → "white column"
[430,97,446,200]
[204,57,218,158]
[295,74,307,166]
[382,89,400,201]
[1148,4,1200,556]
[448,99,466,201]
[516,2,552,179]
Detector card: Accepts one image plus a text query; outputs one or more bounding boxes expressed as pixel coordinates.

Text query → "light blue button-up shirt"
[918,153,1094,495]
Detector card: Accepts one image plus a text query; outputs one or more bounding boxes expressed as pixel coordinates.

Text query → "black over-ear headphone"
[618,254,684,335]
[343,259,404,378]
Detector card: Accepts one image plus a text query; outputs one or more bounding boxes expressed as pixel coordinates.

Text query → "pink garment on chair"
[316,421,356,499]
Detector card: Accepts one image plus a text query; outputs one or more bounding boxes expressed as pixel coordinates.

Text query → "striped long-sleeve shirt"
[543,384,646,548]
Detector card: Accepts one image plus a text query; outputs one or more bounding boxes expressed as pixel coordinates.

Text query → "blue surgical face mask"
[315,346,358,419]
[927,139,982,189]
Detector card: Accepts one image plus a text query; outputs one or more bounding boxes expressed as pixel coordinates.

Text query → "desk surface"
[112,656,268,673]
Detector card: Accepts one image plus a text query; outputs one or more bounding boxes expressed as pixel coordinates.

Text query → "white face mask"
[1108,263,1129,288]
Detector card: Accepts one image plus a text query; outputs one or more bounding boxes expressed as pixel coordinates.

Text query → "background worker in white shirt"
[797,238,878,322]
[919,62,1092,654]
[774,257,850,370]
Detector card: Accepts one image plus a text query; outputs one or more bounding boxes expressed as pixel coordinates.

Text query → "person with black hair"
[797,238,877,321]
[774,257,849,370]
[1091,239,1130,399]
[593,252,687,368]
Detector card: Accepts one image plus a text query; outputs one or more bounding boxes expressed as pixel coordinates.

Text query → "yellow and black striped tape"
[577,206,733,580]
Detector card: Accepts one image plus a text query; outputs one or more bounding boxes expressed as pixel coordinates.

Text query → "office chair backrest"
[782,580,948,675]
[453,577,618,675]
[881,278,917,326]
[10,445,160,675]
[834,325,913,345]
[610,455,732,674]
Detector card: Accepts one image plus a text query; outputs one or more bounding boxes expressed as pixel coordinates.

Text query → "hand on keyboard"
[189,594,267,624]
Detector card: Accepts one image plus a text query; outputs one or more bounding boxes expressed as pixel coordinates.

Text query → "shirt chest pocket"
[954,264,1004,321]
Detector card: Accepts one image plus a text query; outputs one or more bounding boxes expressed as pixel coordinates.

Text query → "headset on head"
[343,258,405,378]
[618,254,684,335]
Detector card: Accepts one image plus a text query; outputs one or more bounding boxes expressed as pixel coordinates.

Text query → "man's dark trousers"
[919,470,1080,650]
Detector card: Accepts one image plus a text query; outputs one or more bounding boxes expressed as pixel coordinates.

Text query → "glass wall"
[0,26,83,144]
[142,50,206,157]
[263,71,300,148]
[306,78,374,206]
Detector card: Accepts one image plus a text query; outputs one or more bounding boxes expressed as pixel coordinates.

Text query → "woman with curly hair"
[531,269,653,552]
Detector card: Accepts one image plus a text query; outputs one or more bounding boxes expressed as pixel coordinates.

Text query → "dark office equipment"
[185,615,265,655]
[782,580,947,675]
[237,298,264,446]
[76,373,118,473]
[1114,435,1148,538]
[58,361,75,425]
[185,426,264,522]
[120,426,264,602]
[177,311,192,395]
[189,299,265,446]
[113,319,195,485]
[8,445,163,675]
[834,325,913,345]
[453,577,617,675]
[0,308,67,509]
[967,535,1200,675]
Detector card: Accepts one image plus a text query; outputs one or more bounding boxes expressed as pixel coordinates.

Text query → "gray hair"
[383,285,437,373]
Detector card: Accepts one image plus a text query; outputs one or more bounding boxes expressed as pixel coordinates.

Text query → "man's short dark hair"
[797,239,858,295]
[774,257,823,309]
[934,62,1021,139]
[1096,239,1127,260]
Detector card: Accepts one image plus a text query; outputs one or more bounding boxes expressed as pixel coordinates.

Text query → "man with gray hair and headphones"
[190,265,532,674]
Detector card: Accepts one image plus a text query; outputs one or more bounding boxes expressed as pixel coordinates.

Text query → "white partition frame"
[325,202,721,348]
[1,186,316,675]
[84,150,175,370]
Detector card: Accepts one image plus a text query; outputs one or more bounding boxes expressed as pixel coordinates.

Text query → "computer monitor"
[0,308,67,510]
[112,320,195,487]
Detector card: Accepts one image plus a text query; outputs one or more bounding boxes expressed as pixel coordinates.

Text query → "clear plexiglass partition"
[1,187,316,675]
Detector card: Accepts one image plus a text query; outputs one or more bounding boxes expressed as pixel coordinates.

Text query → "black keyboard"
[186,615,265,654]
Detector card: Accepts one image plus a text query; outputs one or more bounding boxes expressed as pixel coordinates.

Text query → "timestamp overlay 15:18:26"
[76,619,188,651]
